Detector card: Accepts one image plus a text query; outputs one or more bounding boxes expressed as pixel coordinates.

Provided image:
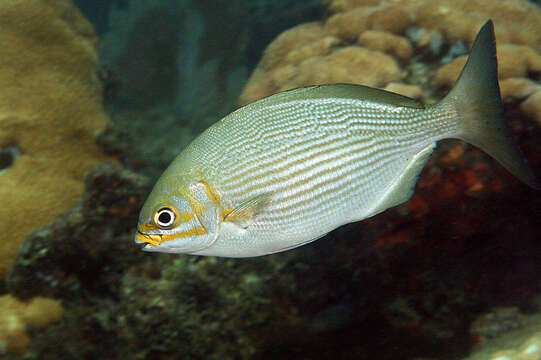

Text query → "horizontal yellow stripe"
[254,148,404,220]
[277,158,396,216]
[226,136,397,196]
[223,136,362,190]
[136,226,207,245]
[139,223,157,232]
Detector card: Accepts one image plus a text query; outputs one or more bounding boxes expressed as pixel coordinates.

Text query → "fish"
[135,20,539,257]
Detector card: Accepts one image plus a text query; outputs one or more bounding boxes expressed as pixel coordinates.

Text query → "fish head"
[135,180,219,254]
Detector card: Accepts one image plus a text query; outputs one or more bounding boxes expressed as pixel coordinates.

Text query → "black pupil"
[158,211,172,225]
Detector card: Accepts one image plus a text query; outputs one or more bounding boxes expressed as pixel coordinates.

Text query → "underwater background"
[0,0,540,359]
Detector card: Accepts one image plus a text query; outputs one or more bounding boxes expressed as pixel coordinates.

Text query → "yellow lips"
[135,231,160,246]
[136,226,208,246]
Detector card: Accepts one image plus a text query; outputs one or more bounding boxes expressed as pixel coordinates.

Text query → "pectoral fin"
[223,193,272,229]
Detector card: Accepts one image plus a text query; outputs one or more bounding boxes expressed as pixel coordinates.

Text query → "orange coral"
[431,57,467,89]
[498,44,541,79]
[357,31,413,60]
[324,8,371,40]
[0,0,112,278]
[291,47,400,87]
[426,44,541,90]
[260,23,330,70]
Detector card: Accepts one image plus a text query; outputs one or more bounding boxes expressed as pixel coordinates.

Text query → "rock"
[6,163,151,300]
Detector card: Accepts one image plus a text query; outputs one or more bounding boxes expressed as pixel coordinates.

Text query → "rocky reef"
[4,155,540,359]
[1,0,541,359]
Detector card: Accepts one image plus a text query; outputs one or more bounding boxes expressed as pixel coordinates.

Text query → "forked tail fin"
[438,20,539,189]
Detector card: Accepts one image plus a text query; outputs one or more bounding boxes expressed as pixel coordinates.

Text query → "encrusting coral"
[357,30,413,60]
[0,294,64,354]
[0,0,112,278]
[239,0,541,126]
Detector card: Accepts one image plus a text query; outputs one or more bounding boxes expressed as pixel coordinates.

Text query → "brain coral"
[0,0,112,278]
[239,0,541,110]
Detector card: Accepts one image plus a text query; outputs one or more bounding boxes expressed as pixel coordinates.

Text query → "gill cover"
[188,181,220,235]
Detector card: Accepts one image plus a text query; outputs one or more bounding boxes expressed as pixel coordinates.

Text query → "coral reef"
[2,1,540,359]
[0,294,64,354]
[0,0,112,279]
[433,44,541,87]
[5,147,541,359]
[239,0,541,113]
[357,30,414,60]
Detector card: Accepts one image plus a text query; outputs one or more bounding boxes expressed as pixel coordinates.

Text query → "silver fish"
[135,20,538,257]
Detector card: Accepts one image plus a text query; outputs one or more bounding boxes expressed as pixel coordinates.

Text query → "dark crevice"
[0,145,21,172]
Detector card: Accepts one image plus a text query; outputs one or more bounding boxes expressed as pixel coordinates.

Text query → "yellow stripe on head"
[183,180,221,217]
[137,226,208,245]
[139,223,158,233]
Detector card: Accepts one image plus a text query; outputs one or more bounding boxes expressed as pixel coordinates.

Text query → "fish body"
[135,21,538,257]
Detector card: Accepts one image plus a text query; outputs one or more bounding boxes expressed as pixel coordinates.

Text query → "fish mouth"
[134,231,220,254]
[134,229,220,254]
[135,231,161,246]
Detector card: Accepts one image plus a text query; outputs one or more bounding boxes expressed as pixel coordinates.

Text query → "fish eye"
[154,207,176,228]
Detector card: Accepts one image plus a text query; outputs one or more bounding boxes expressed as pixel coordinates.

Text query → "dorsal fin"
[255,83,424,109]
